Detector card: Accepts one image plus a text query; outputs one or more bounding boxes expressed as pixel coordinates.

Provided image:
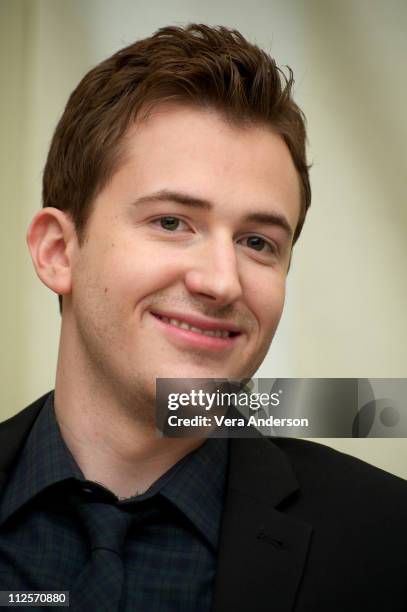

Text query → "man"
[0,24,406,612]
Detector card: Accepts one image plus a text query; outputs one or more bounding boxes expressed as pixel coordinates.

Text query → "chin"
[154,364,237,380]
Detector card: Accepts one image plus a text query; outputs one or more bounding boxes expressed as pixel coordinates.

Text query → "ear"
[26,207,78,296]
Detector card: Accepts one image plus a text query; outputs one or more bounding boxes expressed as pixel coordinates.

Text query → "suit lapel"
[212,436,312,612]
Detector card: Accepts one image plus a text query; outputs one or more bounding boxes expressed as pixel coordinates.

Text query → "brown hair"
[43,24,311,306]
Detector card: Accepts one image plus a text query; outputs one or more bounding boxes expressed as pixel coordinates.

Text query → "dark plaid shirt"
[0,393,228,611]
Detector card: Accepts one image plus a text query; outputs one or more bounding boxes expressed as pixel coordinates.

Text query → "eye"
[239,235,276,254]
[153,216,188,231]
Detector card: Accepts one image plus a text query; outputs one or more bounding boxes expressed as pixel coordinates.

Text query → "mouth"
[149,310,242,350]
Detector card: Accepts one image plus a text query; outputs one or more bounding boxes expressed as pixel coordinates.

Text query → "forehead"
[102,103,301,231]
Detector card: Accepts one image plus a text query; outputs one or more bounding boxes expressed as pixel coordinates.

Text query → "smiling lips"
[150,310,241,349]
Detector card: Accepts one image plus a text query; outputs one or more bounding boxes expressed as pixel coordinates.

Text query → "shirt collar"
[0,393,229,550]
[159,436,229,550]
[0,392,83,525]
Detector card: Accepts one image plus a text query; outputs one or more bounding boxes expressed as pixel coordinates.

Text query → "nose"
[184,234,243,306]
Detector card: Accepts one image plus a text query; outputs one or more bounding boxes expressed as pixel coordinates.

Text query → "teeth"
[156,314,232,337]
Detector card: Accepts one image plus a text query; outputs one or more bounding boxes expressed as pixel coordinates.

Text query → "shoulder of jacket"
[271,436,407,498]
[0,392,51,474]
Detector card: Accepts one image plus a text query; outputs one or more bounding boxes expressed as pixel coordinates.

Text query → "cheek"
[246,271,286,336]
[100,244,187,309]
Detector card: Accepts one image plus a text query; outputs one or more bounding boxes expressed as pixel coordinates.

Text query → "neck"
[54,334,204,499]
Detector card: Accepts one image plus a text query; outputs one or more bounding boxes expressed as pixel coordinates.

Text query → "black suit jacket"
[1,393,406,611]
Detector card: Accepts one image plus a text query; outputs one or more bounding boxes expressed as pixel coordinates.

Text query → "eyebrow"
[133,189,293,239]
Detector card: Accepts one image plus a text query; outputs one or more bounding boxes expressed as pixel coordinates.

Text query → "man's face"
[68,104,300,405]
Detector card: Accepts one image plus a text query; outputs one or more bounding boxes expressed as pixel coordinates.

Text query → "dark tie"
[69,489,133,611]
